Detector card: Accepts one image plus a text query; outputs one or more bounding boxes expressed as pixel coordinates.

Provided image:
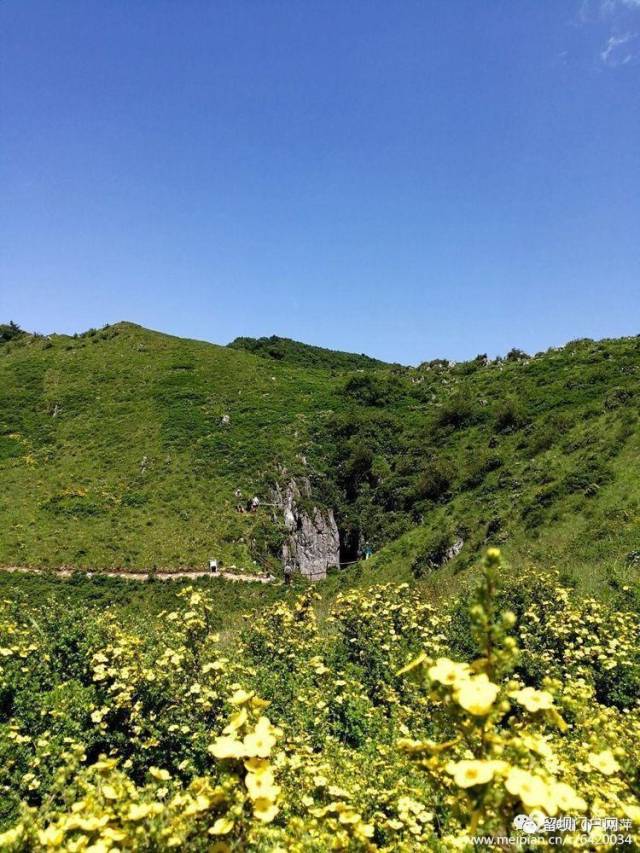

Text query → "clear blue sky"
[1,1,638,363]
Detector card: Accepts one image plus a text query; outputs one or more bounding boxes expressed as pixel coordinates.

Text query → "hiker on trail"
[208,559,218,574]
[250,496,260,512]
[364,545,373,560]
[284,564,293,586]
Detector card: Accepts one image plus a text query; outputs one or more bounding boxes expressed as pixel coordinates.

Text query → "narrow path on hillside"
[0,566,276,584]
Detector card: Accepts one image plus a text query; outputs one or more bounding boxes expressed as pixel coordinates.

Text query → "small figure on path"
[284,564,293,586]
[208,559,218,574]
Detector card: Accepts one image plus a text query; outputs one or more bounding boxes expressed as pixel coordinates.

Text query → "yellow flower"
[455,674,499,716]
[209,817,234,835]
[0,828,22,847]
[102,784,117,800]
[37,825,64,847]
[356,823,375,839]
[446,759,496,788]
[202,661,223,673]
[253,797,280,823]
[223,708,247,733]
[208,736,246,760]
[127,803,153,821]
[103,828,126,841]
[245,768,279,801]
[505,768,550,812]
[548,782,587,813]
[185,794,211,815]
[230,689,254,705]
[149,766,171,781]
[337,808,361,824]
[588,750,620,776]
[623,804,640,823]
[511,686,554,713]
[428,658,470,686]
[243,717,276,758]
[86,842,110,853]
[328,784,350,798]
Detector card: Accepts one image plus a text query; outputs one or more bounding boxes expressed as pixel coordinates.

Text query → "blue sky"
[1,0,638,363]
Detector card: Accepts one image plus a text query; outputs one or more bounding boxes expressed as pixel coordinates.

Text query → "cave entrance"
[339,525,360,566]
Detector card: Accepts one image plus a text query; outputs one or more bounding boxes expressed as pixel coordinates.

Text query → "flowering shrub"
[396,550,640,848]
[0,553,639,850]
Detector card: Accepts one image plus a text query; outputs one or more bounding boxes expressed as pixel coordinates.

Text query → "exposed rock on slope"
[273,478,340,581]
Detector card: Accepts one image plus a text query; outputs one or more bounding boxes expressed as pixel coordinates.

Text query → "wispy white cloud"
[577,0,640,65]
[601,0,640,13]
[600,30,639,63]
[579,0,640,21]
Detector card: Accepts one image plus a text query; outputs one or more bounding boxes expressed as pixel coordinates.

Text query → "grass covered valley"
[1,321,640,850]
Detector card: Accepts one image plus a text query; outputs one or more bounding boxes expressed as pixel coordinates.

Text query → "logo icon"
[513,811,546,834]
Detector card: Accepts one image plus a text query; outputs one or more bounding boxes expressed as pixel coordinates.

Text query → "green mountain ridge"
[228,334,395,371]
[1,321,639,598]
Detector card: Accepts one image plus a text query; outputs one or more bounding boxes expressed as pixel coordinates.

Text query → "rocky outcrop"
[444,536,464,563]
[273,478,340,581]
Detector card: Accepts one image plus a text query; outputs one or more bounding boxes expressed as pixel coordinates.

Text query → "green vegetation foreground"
[1,552,639,850]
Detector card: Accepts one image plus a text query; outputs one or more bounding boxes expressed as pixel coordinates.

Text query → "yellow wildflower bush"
[1,560,639,850]
[396,549,640,848]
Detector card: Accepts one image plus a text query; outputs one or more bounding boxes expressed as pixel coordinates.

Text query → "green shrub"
[436,392,476,429]
[410,528,457,578]
[494,397,527,432]
[0,322,24,344]
[343,373,402,407]
[604,387,633,411]
[414,457,455,502]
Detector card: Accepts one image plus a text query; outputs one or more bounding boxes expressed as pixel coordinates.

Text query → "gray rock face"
[444,536,464,563]
[274,478,340,581]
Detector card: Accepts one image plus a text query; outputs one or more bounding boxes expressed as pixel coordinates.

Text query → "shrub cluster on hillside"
[228,336,390,372]
[0,323,25,346]
[1,552,638,850]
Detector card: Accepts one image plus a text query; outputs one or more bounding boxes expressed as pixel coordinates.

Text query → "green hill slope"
[228,334,392,371]
[317,337,640,596]
[1,322,639,595]
[0,322,336,570]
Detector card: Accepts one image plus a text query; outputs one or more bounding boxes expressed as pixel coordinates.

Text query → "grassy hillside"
[0,322,332,570]
[1,322,639,597]
[326,337,640,597]
[228,334,392,371]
